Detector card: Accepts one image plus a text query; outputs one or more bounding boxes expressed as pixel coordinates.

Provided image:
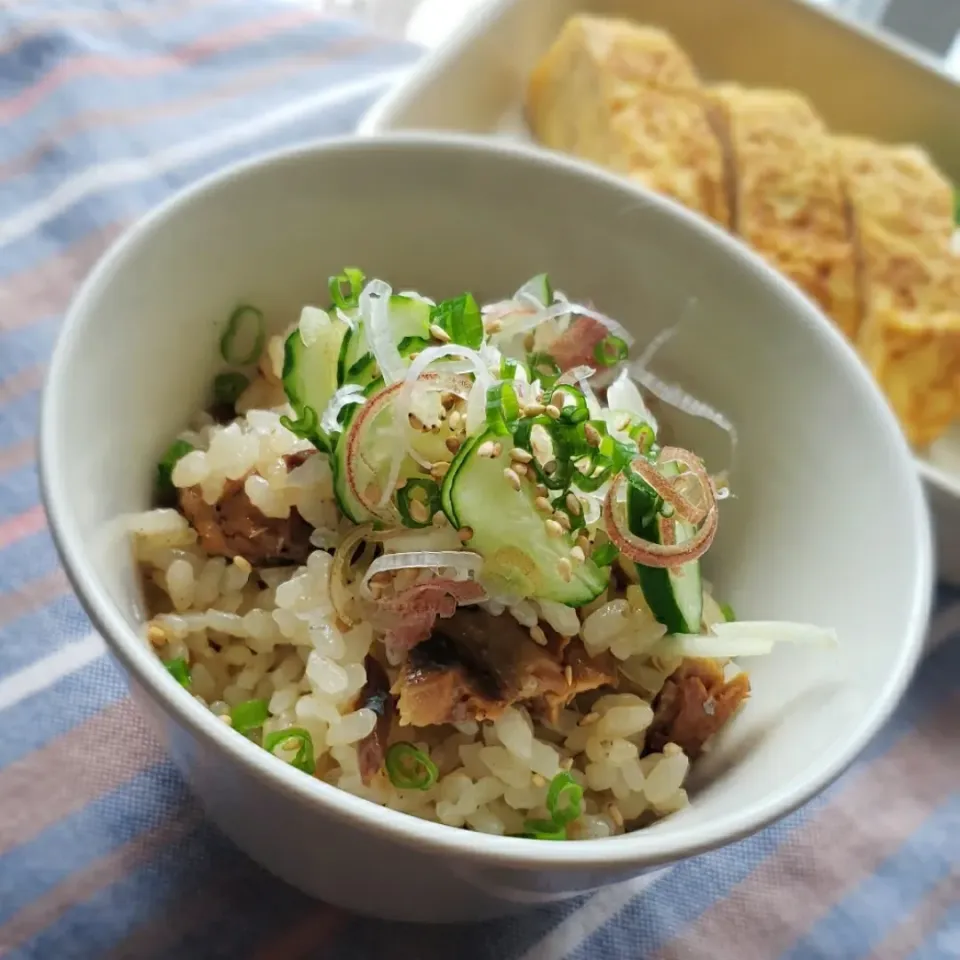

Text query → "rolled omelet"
[837,137,960,446]
[706,84,860,338]
[527,15,729,226]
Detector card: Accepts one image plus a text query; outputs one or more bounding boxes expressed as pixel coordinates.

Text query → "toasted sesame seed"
[530,625,548,646]
[560,756,575,771]
[513,462,528,477]
[432,510,448,527]
[492,442,503,457]
[542,460,558,475]
[545,404,562,420]
[525,402,545,417]
[535,483,548,497]
[484,318,502,334]
[564,665,574,685]
[408,500,429,524]
[579,711,600,727]
[550,390,566,408]
[219,713,234,727]
[615,414,632,432]
[576,534,591,553]
[477,440,495,458]
[445,436,461,454]
[447,410,462,431]
[554,511,572,531]
[534,496,552,513]
[570,545,586,564]
[429,323,451,343]
[431,461,451,479]
[147,624,166,646]
[510,447,533,463]
[545,518,564,537]
[565,492,582,516]
[458,526,474,542]
[607,803,625,829]
[557,557,573,581]
[440,391,457,409]
[584,423,602,447]
[368,582,384,600]
[408,412,426,431]
[504,467,522,491]
[531,773,547,787]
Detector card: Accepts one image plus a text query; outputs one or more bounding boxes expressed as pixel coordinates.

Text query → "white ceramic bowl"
[40,134,932,922]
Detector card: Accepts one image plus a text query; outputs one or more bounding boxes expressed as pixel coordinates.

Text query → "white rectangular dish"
[361,0,960,583]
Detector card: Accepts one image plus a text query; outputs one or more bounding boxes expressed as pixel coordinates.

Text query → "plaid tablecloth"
[0,2,957,957]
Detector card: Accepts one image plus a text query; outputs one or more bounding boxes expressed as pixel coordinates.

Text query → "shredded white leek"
[360,550,484,597]
[320,383,366,435]
[653,621,839,659]
[359,279,406,384]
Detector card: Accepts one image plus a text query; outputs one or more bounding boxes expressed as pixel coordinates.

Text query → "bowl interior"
[43,135,930,859]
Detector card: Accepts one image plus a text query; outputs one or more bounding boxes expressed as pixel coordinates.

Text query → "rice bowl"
[40,134,931,919]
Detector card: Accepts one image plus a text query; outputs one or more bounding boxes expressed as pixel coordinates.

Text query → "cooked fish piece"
[527,15,729,226]
[707,84,859,337]
[533,638,619,724]
[836,137,960,446]
[394,608,569,726]
[179,478,312,566]
[355,655,395,785]
[647,658,750,758]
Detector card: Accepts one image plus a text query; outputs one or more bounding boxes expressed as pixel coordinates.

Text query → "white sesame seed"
[432,510,448,527]
[147,624,166,647]
[492,442,503,457]
[448,410,462,431]
[504,468,522,491]
[550,390,566,409]
[429,323,452,343]
[579,711,600,727]
[607,803,624,829]
[219,713,234,727]
[431,461,450,479]
[525,402,545,417]
[510,447,533,463]
[584,424,602,447]
[557,557,573,581]
[534,497,552,513]
[570,545,586,564]
[408,500,429,524]
[564,665,574,685]
[445,436,461,454]
[513,462,528,477]
[565,492,582,516]
[545,404,562,420]
[554,511,572,531]
[664,742,682,757]
[477,441,495,458]
[530,625,548,646]
[532,773,547,788]
[545,519,564,538]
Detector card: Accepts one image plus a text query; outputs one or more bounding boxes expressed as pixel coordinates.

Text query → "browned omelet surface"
[835,137,960,445]
[526,15,729,226]
[707,84,859,337]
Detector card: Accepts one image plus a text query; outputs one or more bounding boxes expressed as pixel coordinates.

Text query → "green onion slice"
[396,478,442,529]
[385,741,438,790]
[592,542,618,567]
[220,305,266,366]
[213,371,249,407]
[546,771,584,827]
[526,352,562,391]
[430,293,483,350]
[720,602,736,622]
[263,727,316,774]
[165,657,191,687]
[329,267,366,309]
[593,335,628,368]
[230,698,269,734]
[512,416,575,490]
[280,404,320,442]
[629,421,656,455]
[520,818,567,841]
[499,357,520,381]
[550,384,589,425]
[156,439,194,504]
[486,381,521,436]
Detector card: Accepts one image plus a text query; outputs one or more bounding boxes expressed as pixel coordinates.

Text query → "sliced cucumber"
[442,428,608,606]
[516,273,554,306]
[336,296,432,388]
[629,461,703,634]
[282,311,347,452]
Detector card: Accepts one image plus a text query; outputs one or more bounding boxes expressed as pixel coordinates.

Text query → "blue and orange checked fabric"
[0,2,957,957]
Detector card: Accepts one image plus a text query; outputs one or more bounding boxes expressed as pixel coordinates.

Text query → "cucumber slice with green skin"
[281,313,347,452]
[336,296,432,388]
[516,273,554,305]
[629,461,703,634]
[442,428,609,606]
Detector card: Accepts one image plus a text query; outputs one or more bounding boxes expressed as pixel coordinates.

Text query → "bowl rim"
[40,131,933,871]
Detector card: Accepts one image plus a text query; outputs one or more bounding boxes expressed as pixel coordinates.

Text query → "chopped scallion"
[384,741,438,790]
[230,698,269,734]
[592,542,619,567]
[329,267,366,309]
[720,602,736,622]
[220,305,266,365]
[280,404,319,442]
[629,421,656,455]
[396,477,442,529]
[546,771,584,827]
[430,293,483,350]
[526,352,561,391]
[165,657,191,687]
[485,381,521,435]
[263,727,316,774]
[519,818,567,841]
[593,335,628,368]
[156,439,194,505]
[213,371,249,408]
